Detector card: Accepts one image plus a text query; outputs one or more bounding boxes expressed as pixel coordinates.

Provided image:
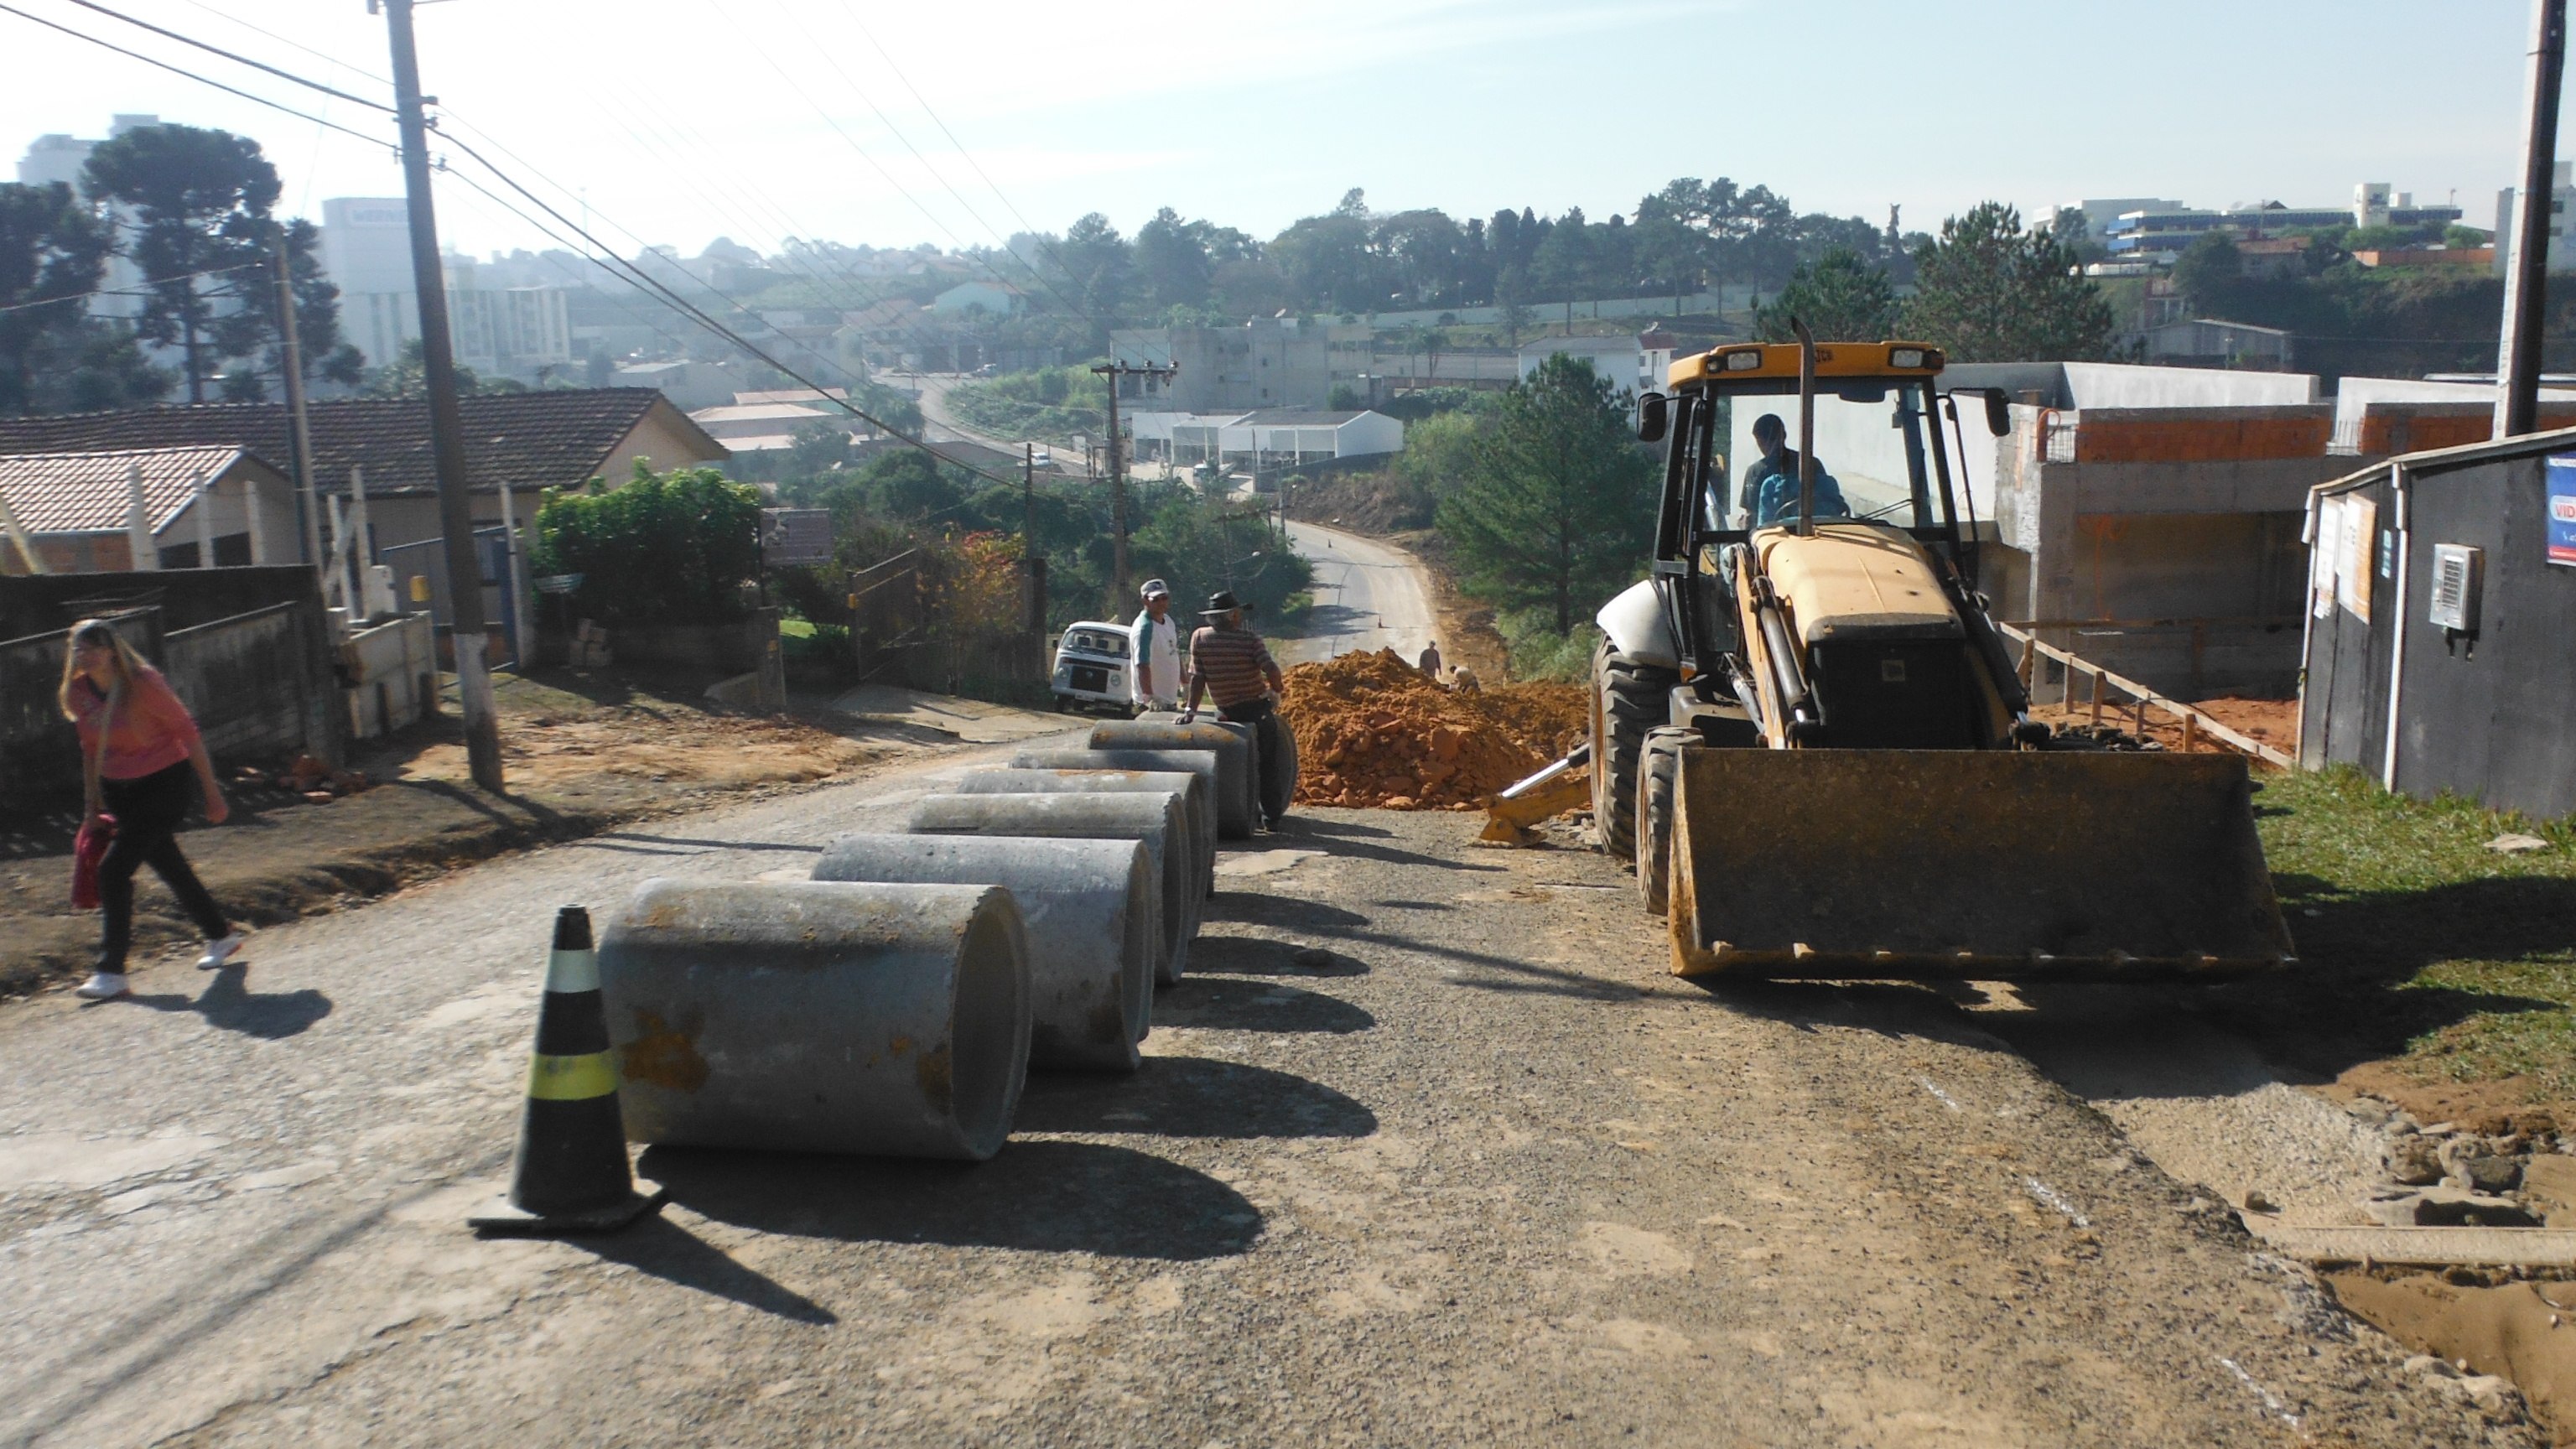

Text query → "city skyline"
[1,0,2563,263]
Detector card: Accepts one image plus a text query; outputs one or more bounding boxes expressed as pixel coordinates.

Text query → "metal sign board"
[761,508,834,567]
[532,572,585,595]
[2547,455,2576,568]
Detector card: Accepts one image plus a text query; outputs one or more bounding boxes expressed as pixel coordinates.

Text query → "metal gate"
[377,526,519,669]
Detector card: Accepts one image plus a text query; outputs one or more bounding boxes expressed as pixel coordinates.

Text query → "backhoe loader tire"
[1635,727,1692,916]
[1591,640,1679,863]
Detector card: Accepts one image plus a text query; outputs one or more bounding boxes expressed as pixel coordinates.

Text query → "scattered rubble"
[2489,833,2553,855]
[1280,649,1586,810]
[233,754,370,802]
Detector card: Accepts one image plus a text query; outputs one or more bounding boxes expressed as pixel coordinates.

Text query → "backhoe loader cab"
[1592,335,2294,980]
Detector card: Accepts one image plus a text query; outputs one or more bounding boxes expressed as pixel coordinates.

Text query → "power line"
[49,0,393,111]
[0,3,393,153]
[434,138,1029,493]
[0,260,266,315]
[164,0,390,87]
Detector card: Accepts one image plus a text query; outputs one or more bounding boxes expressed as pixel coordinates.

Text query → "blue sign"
[2551,455,2576,568]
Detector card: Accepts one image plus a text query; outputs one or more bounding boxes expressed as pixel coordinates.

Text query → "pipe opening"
[948,893,1027,1158]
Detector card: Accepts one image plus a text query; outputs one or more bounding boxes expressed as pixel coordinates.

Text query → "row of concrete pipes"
[589,714,1295,1161]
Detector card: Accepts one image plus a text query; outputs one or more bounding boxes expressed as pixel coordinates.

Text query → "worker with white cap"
[1130,578,1183,711]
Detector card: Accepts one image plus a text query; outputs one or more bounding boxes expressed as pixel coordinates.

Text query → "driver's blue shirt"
[1743,453,1851,527]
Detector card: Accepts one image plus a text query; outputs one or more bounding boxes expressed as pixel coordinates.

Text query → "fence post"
[2089,667,2105,727]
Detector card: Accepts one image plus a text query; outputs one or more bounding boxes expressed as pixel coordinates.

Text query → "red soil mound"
[1280,649,1587,809]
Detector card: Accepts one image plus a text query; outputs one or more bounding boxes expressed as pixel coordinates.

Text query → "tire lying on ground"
[597,879,1031,1160]
[963,766,1214,901]
[813,833,1157,1070]
[1592,637,1680,864]
[1635,726,1695,917]
[910,791,1198,985]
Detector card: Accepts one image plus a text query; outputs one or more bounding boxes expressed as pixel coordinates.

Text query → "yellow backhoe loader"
[1590,324,2293,979]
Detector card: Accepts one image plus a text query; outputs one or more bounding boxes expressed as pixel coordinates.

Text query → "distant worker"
[1741,413,1851,528]
[1449,665,1480,693]
[1130,579,1182,711]
[1181,589,1290,830]
[1416,641,1442,679]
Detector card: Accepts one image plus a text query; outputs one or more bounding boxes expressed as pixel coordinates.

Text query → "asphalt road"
[0,730,2515,1446]
[1273,521,1438,668]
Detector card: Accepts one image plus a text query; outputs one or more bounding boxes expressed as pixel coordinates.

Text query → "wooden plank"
[2247,1222,2576,1269]
[1997,622,2296,769]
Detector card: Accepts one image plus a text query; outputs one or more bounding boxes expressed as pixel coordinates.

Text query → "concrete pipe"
[1134,712,1296,826]
[911,792,1198,986]
[960,767,1213,901]
[1015,746,1251,843]
[1089,720,1257,837]
[596,879,1031,1161]
[813,834,1156,1072]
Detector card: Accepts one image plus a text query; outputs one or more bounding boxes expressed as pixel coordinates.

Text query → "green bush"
[530,462,763,625]
[1495,607,1602,683]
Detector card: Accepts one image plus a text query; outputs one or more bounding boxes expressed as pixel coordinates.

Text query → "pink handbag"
[71,813,116,910]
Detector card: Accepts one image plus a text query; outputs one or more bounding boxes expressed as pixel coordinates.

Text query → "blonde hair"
[58,617,149,721]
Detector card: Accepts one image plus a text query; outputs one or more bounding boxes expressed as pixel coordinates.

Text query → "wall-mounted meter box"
[2428,543,2483,634]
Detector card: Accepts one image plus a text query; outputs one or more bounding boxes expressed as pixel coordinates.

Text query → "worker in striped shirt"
[1180,589,1290,828]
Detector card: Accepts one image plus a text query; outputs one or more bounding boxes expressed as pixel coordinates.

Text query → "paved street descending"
[1273,520,1439,667]
[0,725,2511,1447]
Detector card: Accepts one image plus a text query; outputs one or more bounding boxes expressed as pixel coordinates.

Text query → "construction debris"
[1279,649,1586,810]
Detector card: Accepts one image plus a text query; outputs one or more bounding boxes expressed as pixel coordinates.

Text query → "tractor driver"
[1740,413,1851,528]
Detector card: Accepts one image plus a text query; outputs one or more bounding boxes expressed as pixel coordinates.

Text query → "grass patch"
[2241,765,2576,1098]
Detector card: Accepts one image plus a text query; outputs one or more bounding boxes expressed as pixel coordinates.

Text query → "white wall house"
[929,282,1021,318]
[1514,333,1672,400]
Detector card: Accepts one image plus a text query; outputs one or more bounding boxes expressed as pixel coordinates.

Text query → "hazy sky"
[0,0,2563,263]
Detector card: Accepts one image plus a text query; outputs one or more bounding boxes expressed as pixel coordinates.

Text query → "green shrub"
[530,462,763,625]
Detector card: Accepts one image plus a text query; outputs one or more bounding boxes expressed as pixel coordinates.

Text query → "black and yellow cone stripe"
[502,906,641,1219]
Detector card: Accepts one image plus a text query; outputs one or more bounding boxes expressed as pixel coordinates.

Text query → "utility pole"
[382,0,504,792]
[271,229,322,570]
[2498,0,2568,439]
[1091,359,1176,606]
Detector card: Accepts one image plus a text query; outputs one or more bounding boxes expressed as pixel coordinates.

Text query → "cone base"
[468,1176,666,1237]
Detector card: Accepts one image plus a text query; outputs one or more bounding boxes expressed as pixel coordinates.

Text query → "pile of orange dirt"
[1280,649,1587,810]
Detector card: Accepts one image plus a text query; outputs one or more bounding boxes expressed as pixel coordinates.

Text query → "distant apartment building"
[319,197,575,382]
[2494,160,2576,274]
[2105,184,2462,257]
[1108,319,1373,412]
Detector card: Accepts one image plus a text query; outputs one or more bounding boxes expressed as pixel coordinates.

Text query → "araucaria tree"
[1436,353,1658,635]
[82,123,351,402]
[1755,248,1898,342]
[0,180,166,415]
[1901,203,2115,362]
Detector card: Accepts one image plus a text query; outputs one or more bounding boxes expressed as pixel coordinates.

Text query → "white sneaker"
[75,971,129,1000]
[195,933,246,970]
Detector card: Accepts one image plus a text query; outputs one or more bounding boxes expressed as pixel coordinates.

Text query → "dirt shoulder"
[0,668,966,999]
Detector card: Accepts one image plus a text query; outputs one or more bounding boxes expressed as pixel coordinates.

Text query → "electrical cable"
[0,3,394,153]
[435,141,1029,493]
[0,260,267,315]
[164,0,390,86]
[48,0,394,110]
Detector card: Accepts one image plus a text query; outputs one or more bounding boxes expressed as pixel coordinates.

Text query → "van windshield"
[1062,628,1129,657]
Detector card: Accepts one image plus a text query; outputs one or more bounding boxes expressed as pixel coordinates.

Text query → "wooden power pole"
[383,0,504,792]
[1091,359,1176,607]
[2498,0,2568,439]
[270,231,322,569]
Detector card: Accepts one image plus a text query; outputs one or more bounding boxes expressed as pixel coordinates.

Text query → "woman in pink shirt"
[59,619,242,1000]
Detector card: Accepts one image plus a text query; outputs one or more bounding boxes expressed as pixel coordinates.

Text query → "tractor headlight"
[1722,350,1763,371]
[1889,347,1927,369]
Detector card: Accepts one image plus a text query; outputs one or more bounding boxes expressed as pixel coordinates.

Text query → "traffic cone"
[470,906,665,1236]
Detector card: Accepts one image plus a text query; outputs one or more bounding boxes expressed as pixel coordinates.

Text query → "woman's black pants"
[96,761,229,971]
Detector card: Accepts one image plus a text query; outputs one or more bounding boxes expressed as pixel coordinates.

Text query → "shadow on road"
[575,1215,836,1324]
[1015,1056,1377,1139]
[1154,977,1374,1034]
[1187,933,1370,978]
[641,1139,1263,1261]
[120,964,332,1039]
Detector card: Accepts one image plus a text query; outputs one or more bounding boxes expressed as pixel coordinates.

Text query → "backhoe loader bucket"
[1665,748,2293,979]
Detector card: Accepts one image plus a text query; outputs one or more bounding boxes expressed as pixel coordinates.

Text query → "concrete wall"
[2062,362,2319,408]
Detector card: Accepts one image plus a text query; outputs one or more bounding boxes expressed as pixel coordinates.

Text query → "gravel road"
[0,739,2528,1446]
